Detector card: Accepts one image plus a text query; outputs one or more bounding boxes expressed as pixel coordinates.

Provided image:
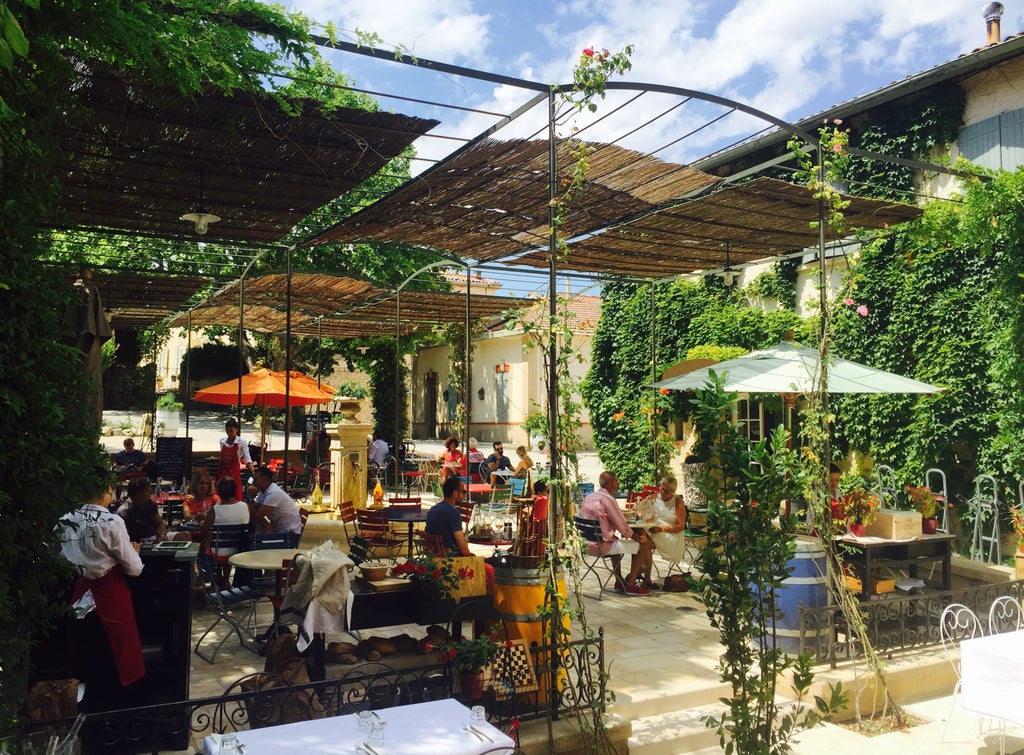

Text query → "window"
[959,107,1024,171]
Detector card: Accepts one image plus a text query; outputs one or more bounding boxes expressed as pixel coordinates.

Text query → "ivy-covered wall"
[581,276,803,490]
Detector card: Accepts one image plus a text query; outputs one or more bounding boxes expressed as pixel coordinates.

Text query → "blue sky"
[276,0,1024,294]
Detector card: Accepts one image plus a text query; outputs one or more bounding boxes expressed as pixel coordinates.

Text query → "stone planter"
[155,409,179,436]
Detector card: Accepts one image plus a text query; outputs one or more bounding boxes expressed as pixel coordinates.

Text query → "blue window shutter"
[1000,108,1024,171]
[959,115,1001,169]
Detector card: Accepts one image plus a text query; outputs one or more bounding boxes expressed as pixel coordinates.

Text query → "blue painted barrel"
[769,537,829,654]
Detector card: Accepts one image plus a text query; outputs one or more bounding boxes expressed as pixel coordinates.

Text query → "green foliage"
[691,373,845,754]
[686,345,748,362]
[582,278,801,490]
[744,258,800,309]
[845,83,966,202]
[182,342,246,383]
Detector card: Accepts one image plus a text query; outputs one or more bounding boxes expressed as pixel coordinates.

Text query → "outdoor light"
[180,167,220,235]
[717,241,738,287]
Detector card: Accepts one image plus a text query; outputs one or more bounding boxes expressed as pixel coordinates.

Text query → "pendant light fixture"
[718,241,738,286]
[180,167,220,235]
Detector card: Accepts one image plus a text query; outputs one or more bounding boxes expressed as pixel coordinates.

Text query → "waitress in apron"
[218,418,254,501]
[58,473,146,712]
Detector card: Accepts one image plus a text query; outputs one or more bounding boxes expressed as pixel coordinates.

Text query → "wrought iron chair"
[939,603,984,743]
[926,468,950,532]
[970,474,1001,563]
[331,661,412,714]
[875,464,898,508]
[194,551,261,663]
[988,595,1023,634]
[211,671,322,733]
[573,516,619,600]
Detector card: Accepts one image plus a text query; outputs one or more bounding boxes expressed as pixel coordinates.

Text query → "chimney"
[984,2,1004,46]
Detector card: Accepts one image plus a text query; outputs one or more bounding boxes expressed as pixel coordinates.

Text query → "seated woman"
[199,477,251,584]
[512,445,534,479]
[117,477,166,542]
[184,470,218,520]
[636,475,687,589]
[436,436,464,484]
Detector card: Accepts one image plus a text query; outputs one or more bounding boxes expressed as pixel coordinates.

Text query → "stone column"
[327,398,370,512]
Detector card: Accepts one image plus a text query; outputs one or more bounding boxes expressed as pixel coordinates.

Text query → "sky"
[274,0,1024,295]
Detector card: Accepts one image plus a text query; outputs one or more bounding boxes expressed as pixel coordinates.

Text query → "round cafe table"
[228,548,306,571]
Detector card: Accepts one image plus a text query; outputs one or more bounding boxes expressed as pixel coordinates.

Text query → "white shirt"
[368,438,389,466]
[220,435,253,464]
[58,504,144,616]
[256,482,302,534]
[209,501,251,556]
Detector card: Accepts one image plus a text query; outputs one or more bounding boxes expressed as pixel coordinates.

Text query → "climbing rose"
[856,305,869,317]
[843,297,854,306]
[582,47,594,57]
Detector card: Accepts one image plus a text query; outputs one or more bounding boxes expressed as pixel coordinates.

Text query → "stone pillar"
[327,398,370,512]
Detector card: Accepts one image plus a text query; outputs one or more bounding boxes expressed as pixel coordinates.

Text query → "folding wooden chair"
[416,531,447,556]
[355,509,402,561]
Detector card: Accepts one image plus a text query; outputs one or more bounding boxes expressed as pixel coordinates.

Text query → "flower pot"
[921,517,938,535]
[416,597,456,625]
[458,670,485,702]
[849,522,866,537]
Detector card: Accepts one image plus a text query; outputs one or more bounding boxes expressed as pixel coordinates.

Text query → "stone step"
[628,704,724,755]
[610,676,730,720]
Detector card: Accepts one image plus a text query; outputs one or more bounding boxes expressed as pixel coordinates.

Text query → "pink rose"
[582,47,594,57]
[856,305,869,317]
[832,143,843,152]
[843,297,854,306]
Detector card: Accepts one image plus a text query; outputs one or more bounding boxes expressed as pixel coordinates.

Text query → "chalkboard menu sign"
[156,437,193,488]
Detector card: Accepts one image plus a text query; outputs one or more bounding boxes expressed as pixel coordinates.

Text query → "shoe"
[625,584,651,596]
[645,582,660,591]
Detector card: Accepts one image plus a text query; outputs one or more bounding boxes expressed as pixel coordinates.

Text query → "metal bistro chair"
[332,661,412,715]
[574,516,618,600]
[875,464,898,508]
[939,603,984,743]
[970,474,1001,564]
[926,468,950,533]
[194,551,261,663]
[988,595,1024,635]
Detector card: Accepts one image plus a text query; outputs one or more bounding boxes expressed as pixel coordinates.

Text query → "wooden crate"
[448,556,487,600]
[845,575,896,594]
[865,509,921,540]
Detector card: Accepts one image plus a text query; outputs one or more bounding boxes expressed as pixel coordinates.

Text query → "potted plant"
[391,553,475,624]
[155,392,183,436]
[904,485,940,534]
[841,487,881,537]
[442,628,504,702]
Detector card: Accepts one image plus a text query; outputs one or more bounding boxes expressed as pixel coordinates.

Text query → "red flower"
[505,640,514,648]
[431,568,441,579]
[582,47,594,57]
[424,641,433,652]
[509,718,521,730]
[415,564,427,576]
[659,387,670,395]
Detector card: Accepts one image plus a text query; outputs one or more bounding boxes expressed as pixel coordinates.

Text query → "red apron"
[71,567,145,687]
[218,441,244,500]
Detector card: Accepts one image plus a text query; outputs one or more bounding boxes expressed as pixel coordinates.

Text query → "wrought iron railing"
[12,633,604,754]
[799,580,1024,667]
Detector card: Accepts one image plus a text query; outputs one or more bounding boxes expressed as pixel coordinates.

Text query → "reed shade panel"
[59,268,212,330]
[304,138,720,260]
[512,177,923,278]
[45,62,437,244]
[173,273,524,337]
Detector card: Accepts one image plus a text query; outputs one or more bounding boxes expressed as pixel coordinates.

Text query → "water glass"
[369,721,387,742]
[357,710,374,730]
[471,705,486,721]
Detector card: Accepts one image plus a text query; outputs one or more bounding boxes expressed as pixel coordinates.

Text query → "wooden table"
[204,698,514,755]
[836,533,954,599]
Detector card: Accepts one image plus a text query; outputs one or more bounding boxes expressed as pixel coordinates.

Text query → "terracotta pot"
[459,670,485,702]
[849,522,866,537]
[921,517,938,535]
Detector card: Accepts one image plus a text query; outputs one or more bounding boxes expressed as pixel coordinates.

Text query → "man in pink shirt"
[579,470,654,596]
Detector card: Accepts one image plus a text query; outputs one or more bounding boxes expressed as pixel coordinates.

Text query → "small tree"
[692,371,846,754]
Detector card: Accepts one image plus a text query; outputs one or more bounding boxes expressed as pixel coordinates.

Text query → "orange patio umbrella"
[192,368,336,448]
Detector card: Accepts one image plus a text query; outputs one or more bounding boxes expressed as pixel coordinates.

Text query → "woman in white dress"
[636,475,687,588]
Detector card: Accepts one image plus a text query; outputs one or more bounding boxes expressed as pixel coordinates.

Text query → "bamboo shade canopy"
[66,268,212,330]
[46,63,437,244]
[304,138,719,260]
[173,273,522,337]
[510,177,923,277]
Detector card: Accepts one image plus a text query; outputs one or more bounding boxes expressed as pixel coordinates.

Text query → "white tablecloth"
[204,698,514,754]
[960,628,1024,726]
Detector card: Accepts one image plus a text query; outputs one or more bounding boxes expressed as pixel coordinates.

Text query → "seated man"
[305,429,330,468]
[425,476,494,591]
[484,441,514,486]
[114,438,145,471]
[251,466,302,538]
[579,470,653,596]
